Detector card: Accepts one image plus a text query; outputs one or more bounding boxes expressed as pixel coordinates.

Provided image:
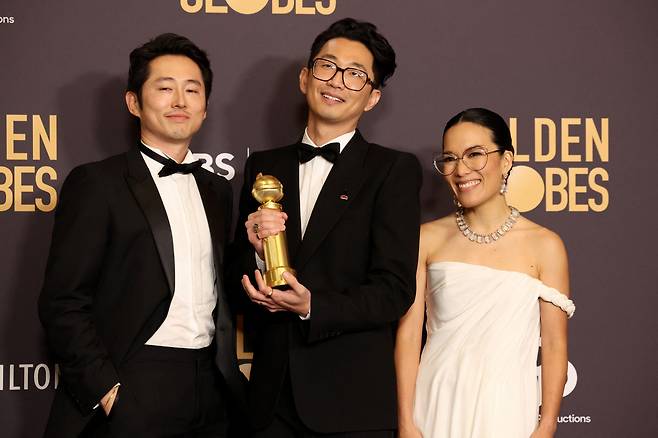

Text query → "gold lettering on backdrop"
[206,0,229,13]
[561,118,581,162]
[2,114,59,213]
[315,0,336,15]
[225,0,268,14]
[588,168,609,212]
[295,0,316,14]
[32,115,57,160]
[178,0,337,15]
[6,115,28,160]
[180,0,203,13]
[36,167,58,212]
[545,168,568,212]
[272,0,294,14]
[13,166,35,212]
[0,167,13,212]
[567,168,589,212]
[535,118,556,162]
[505,116,610,213]
[585,118,608,162]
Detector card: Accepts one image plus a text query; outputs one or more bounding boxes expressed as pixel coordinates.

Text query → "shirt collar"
[301,128,355,154]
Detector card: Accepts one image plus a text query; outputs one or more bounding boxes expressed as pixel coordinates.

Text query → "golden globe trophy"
[252,173,296,288]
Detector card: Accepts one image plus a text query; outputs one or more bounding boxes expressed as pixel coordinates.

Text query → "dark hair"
[443,108,515,155]
[307,18,396,89]
[127,33,213,104]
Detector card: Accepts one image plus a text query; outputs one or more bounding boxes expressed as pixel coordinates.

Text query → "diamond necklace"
[456,206,520,244]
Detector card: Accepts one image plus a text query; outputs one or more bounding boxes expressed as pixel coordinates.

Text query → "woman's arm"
[533,231,570,437]
[395,226,430,438]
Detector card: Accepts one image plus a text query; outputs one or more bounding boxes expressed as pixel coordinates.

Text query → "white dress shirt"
[141,142,217,349]
[298,128,354,236]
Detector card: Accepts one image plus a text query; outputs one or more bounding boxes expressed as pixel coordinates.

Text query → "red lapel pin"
[340,194,349,201]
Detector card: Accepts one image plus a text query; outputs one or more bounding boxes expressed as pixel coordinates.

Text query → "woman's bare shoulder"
[421,215,455,237]
[420,215,456,253]
[516,216,567,261]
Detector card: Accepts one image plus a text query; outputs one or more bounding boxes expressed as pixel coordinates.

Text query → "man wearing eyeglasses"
[231,18,422,437]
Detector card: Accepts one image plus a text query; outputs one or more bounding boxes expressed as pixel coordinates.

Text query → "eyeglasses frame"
[310,57,375,91]
[433,146,503,176]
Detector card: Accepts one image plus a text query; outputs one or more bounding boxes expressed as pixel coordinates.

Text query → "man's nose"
[172,87,186,108]
[327,69,345,88]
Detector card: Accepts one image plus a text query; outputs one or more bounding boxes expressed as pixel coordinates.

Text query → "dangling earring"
[453,194,462,208]
[500,175,507,195]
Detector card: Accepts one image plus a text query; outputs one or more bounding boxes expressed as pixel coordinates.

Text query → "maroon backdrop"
[1,1,656,436]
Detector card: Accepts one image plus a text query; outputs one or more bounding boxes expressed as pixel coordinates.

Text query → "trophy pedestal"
[265,266,297,289]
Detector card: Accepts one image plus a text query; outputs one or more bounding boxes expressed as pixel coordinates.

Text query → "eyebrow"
[442,145,486,155]
[320,54,369,72]
[153,77,202,86]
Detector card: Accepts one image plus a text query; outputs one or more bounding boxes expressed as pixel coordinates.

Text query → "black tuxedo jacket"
[230,131,421,433]
[38,146,246,437]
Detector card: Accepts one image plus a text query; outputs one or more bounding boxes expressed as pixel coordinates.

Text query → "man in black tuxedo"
[234,18,421,437]
[39,33,245,437]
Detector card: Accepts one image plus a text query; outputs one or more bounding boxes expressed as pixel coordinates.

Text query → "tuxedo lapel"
[294,132,369,271]
[125,147,175,295]
[193,170,227,273]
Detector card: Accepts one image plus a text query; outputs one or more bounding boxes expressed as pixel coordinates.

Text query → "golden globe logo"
[505,117,609,213]
[180,0,336,15]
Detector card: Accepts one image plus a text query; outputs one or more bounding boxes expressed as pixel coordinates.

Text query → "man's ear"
[125,91,141,118]
[299,67,310,95]
[363,88,382,112]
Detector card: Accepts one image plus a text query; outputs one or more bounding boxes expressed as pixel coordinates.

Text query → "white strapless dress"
[413,262,575,438]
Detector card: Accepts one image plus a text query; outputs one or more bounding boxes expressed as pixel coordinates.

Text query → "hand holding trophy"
[251,173,296,288]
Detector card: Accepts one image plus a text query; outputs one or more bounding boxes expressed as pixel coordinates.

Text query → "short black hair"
[127,33,213,104]
[307,18,396,89]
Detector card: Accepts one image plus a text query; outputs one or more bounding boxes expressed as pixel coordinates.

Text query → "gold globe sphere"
[252,173,284,204]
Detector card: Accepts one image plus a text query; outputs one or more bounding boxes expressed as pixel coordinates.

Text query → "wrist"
[537,419,558,433]
[299,289,311,319]
[398,412,416,428]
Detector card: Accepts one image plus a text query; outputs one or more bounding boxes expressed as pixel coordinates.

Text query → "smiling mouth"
[456,179,481,191]
[321,92,345,103]
[166,114,189,121]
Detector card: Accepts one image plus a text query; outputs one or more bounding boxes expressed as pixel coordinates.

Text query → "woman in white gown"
[395,108,574,438]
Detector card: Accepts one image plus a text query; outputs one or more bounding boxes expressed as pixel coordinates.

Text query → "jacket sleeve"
[38,165,119,414]
[225,154,260,313]
[305,152,422,343]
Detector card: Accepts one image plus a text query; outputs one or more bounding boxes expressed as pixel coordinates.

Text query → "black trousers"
[82,345,229,438]
[251,371,394,438]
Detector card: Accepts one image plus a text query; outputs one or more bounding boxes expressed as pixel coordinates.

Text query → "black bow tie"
[138,143,203,177]
[297,142,340,164]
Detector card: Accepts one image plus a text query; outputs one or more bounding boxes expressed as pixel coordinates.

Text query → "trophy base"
[265,266,296,289]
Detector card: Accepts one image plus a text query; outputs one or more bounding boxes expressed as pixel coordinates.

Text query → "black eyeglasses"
[433,146,502,175]
[311,58,375,91]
